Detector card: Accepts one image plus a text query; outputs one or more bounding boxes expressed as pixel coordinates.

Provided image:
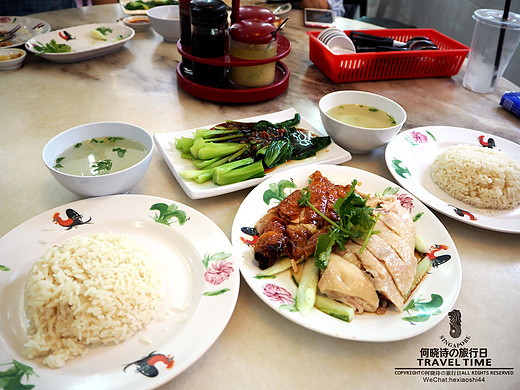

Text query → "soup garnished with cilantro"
[54,136,148,176]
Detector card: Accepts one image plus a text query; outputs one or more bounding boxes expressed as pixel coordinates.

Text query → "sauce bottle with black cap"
[190,0,228,87]
[179,0,193,75]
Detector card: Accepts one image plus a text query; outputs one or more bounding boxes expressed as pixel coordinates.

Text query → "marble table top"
[0,4,519,390]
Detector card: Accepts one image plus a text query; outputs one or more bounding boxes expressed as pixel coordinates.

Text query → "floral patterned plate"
[231,164,461,342]
[385,126,520,234]
[0,194,238,390]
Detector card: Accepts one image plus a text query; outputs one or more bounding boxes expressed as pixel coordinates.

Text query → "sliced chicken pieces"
[375,221,414,268]
[349,196,417,298]
[318,253,379,314]
[375,196,415,247]
[354,232,414,297]
[337,248,362,269]
[253,172,419,313]
[337,241,406,311]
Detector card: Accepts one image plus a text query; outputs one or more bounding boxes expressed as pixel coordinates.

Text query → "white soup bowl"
[42,122,153,197]
[319,90,406,154]
[147,5,180,42]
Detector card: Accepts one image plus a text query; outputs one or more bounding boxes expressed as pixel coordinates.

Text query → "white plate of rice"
[385,126,520,234]
[0,194,239,389]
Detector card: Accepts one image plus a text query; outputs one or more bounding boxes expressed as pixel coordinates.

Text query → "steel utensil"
[0,24,20,37]
[349,31,438,51]
[271,17,289,38]
[0,32,17,43]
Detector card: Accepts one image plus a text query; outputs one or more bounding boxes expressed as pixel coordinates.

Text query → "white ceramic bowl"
[42,122,154,197]
[147,5,180,42]
[319,90,407,154]
[0,48,26,71]
[123,15,151,32]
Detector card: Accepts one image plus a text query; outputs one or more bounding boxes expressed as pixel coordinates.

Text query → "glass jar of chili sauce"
[229,19,278,88]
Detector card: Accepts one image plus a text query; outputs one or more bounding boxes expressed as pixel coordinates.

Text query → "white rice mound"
[430,144,520,210]
[23,233,164,368]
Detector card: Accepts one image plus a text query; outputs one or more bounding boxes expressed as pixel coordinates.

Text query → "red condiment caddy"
[176,36,291,103]
[307,28,470,83]
[176,0,291,103]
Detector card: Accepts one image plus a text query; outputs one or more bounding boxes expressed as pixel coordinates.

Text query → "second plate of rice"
[0,194,239,389]
[385,126,520,233]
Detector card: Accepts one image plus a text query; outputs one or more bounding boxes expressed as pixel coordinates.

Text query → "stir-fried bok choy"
[175,114,332,185]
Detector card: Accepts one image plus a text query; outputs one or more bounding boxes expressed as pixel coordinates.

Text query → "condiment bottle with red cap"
[229,19,278,88]
[238,6,276,24]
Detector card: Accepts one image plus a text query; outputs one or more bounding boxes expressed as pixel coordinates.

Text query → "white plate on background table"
[242,1,292,16]
[154,108,352,199]
[231,164,461,342]
[0,194,238,390]
[0,16,50,48]
[25,23,134,63]
[385,126,520,234]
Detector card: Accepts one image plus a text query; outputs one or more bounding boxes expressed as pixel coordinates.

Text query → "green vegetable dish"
[33,39,72,54]
[90,27,113,41]
[176,114,332,186]
[124,0,178,10]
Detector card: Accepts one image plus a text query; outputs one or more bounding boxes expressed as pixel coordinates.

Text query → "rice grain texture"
[430,144,520,209]
[23,233,164,368]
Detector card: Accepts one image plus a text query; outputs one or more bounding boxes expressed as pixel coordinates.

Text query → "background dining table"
[1,3,519,390]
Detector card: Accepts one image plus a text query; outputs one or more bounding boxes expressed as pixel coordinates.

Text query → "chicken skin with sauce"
[254,171,351,269]
[252,170,418,313]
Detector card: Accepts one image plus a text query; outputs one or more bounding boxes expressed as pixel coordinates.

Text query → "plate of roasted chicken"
[231,164,461,341]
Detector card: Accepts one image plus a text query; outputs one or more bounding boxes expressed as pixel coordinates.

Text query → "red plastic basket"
[308,28,469,83]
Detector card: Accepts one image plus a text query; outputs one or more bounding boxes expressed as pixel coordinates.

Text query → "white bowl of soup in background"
[147,5,180,42]
[42,122,153,197]
[319,90,406,154]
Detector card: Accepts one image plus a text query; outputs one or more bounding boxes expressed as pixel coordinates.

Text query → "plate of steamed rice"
[0,194,239,389]
[385,126,520,233]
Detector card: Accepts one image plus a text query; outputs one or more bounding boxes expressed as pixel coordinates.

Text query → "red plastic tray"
[307,28,470,83]
[176,62,290,103]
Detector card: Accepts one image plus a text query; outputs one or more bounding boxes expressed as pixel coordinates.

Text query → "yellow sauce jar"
[229,20,278,88]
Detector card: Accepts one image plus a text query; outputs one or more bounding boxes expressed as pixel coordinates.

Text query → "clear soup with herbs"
[327,104,397,129]
[54,136,148,176]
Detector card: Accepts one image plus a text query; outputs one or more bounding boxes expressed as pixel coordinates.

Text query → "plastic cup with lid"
[463,9,520,93]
